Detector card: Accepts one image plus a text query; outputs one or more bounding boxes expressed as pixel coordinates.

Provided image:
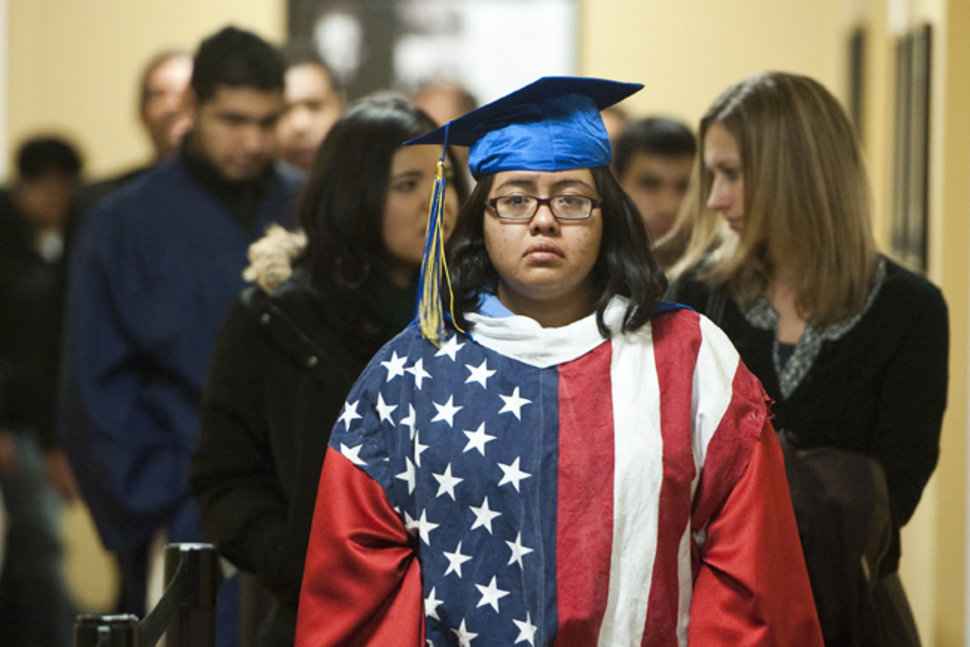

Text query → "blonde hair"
[677,72,877,326]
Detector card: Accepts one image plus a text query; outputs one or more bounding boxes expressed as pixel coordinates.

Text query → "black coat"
[0,190,77,449]
[190,267,412,645]
[669,257,948,576]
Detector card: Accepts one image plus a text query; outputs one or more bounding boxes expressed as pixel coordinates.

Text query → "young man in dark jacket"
[59,26,300,645]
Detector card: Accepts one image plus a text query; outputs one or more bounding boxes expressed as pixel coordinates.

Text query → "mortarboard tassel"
[417,133,463,346]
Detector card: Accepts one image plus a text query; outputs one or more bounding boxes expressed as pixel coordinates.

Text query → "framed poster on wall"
[890,24,932,274]
[287,0,578,106]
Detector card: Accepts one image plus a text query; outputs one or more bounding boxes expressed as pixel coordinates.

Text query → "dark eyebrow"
[390,169,424,181]
[495,178,538,192]
[549,179,595,192]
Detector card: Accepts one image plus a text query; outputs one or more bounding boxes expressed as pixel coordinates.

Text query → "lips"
[523,242,565,259]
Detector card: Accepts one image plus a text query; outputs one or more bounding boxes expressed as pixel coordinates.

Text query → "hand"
[44,449,79,502]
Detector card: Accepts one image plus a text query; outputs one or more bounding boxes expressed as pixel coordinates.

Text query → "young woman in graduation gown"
[295,77,824,646]
[189,94,467,647]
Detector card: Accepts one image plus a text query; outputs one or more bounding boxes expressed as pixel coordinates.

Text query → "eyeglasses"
[486,193,601,221]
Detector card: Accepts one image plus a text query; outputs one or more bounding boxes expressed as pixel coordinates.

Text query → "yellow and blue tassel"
[416,134,462,346]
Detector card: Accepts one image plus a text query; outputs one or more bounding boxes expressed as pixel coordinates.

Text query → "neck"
[496,283,596,328]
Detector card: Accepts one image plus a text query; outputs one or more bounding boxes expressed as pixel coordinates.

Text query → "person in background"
[275,46,345,171]
[0,135,83,647]
[190,94,468,647]
[80,50,192,209]
[668,71,948,646]
[60,26,300,646]
[600,103,629,146]
[614,116,696,266]
[295,76,821,646]
[413,79,478,127]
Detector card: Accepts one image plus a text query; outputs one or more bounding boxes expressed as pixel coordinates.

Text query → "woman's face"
[704,122,745,234]
[484,168,603,306]
[382,144,459,273]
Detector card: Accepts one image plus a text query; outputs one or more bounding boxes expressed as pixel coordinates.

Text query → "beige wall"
[6,0,285,180]
[582,1,967,645]
[581,0,855,126]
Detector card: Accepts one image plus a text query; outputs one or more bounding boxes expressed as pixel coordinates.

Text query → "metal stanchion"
[74,614,139,647]
[159,543,219,647]
[74,543,220,647]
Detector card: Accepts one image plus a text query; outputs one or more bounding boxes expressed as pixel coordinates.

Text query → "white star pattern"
[432,395,463,427]
[443,540,473,578]
[339,443,366,466]
[399,404,417,439]
[465,359,497,389]
[499,387,532,420]
[424,586,444,620]
[462,422,496,456]
[413,509,439,545]
[432,463,464,500]
[413,432,429,467]
[505,531,534,568]
[395,456,416,494]
[337,400,361,431]
[469,497,502,534]
[380,351,408,382]
[512,612,538,645]
[497,457,531,492]
[435,335,465,361]
[375,392,397,425]
[406,358,432,389]
[452,619,478,647]
[475,576,510,613]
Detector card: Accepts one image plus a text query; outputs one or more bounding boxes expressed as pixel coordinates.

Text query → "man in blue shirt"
[61,26,301,644]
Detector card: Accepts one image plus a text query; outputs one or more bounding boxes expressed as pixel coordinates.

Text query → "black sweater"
[189,267,414,644]
[669,257,948,574]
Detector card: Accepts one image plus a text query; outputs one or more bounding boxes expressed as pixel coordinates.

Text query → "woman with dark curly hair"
[190,93,468,647]
[295,77,821,646]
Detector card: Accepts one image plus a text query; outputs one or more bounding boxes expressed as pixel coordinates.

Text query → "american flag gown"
[295,297,822,646]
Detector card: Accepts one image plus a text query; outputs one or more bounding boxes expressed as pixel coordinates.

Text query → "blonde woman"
[668,72,948,646]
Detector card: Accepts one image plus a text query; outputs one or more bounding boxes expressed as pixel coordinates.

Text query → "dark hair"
[614,117,697,176]
[139,49,190,111]
[16,136,83,181]
[190,26,284,103]
[448,167,667,337]
[299,93,469,292]
[282,43,344,97]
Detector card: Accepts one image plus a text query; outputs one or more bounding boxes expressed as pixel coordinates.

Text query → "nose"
[657,188,681,219]
[289,107,312,135]
[528,202,560,236]
[706,177,731,211]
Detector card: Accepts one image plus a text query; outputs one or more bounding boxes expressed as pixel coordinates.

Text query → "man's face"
[141,56,193,158]
[276,64,343,170]
[19,173,76,229]
[192,86,284,182]
[619,152,694,241]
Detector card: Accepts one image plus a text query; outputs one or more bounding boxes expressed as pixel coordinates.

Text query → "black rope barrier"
[74,543,220,647]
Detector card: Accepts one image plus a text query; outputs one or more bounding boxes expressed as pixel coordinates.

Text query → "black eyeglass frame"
[485,194,603,222]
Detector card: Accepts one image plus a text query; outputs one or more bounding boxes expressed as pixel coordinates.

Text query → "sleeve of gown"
[294,445,424,647]
[688,425,823,647]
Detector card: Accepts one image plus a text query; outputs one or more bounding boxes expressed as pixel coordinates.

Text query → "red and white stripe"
[554,310,741,646]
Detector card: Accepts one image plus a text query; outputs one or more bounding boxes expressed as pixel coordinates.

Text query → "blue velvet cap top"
[406,76,643,178]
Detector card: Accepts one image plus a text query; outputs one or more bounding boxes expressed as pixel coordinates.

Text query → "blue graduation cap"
[408,76,643,345]
[408,76,643,178]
